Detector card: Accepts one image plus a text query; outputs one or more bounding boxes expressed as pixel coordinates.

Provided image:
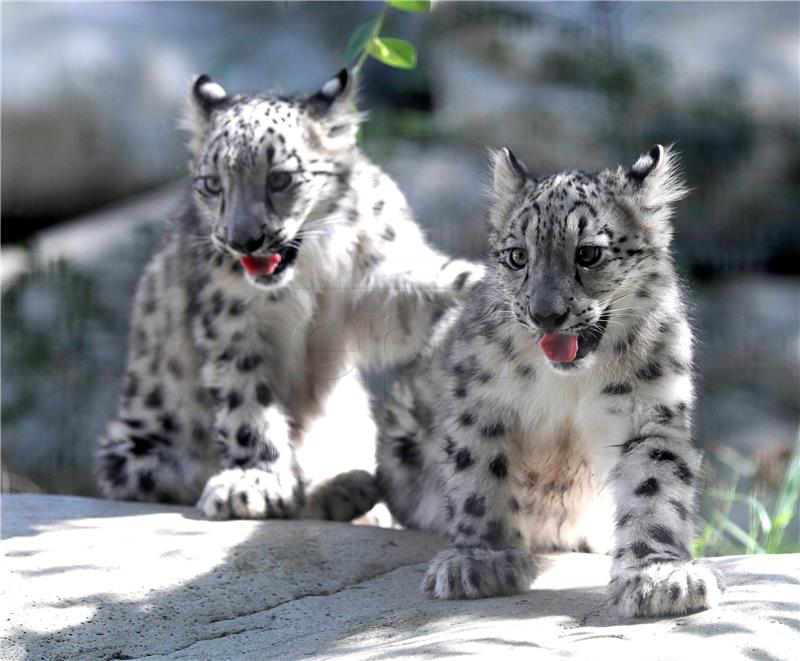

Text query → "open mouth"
[240,241,301,280]
[540,312,609,365]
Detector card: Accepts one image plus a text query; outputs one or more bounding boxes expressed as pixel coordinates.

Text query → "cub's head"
[487,145,687,371]
[184,70,361,289]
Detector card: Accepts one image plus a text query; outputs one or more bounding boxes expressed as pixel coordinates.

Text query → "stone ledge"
[2,495,798,660]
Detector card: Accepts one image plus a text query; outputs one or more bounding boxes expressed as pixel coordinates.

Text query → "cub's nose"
[228,232,266,255]
[530,307,569,333]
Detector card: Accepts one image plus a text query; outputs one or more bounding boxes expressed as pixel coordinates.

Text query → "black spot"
[635,477,660,496]
[380,224,396,242]
[236,424,257,447]
[621,435,649,453]
[631,540,654,559]
[394,435,421,468]
[670,499,688,521]
[648,525,676,547]
[636,287,651,299]
[481,421,505,438]
[209,289,225,316]
[228,299,247,316]
[157,490,178,505]
[217,347,237,363]
[122,372,139,399]
[509,497,521,514]
[166,358,184,379]
[255,382,273,407]
[122,418,144,429]
[667,356,688,375]
[144,386,163,409]
[615,330,638,354]
[636,362,663,381]
[603,382,632,396]
[489,454,508,479]
[444,497,456,521]
[103,454,127,487]
[227,390,243,411]
[236,354,262,372]
[650,448,679,462]
[463,494,486,518]
[258,442,280,463]
[675,462,694,485]
[129,433,169,456]
[653,404,673,425]
[454,448,474,471]
[453,385,467,399]
[138,471,155,493]
[516,364,536,379]
[459,412,476,427]
[456,522,476,537]
[159,413,180,433]
[482,519,504,546]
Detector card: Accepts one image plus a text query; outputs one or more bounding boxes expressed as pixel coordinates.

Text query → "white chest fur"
[497,361,627,552]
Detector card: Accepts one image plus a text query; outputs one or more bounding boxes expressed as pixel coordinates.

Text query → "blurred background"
[2,2,798,553]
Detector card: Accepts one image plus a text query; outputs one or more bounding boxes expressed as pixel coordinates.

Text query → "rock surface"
[2,495,798,660]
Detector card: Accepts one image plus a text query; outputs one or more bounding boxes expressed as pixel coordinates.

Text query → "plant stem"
[353,2,389,75]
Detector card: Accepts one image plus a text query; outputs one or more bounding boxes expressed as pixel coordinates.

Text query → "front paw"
[422,546,537,600]
[197,467,301,520]
[610,561,724,617]
[304,470,381,522]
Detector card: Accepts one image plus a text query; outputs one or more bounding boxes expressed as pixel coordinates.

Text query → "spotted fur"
[377,145,724,616]
[96,70,481,520]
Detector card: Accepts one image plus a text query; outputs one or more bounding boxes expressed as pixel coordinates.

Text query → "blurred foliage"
[347,0,429,73]
[695,437,800,556]
[1,223,160,495]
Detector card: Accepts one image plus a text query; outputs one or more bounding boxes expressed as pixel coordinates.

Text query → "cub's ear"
[308,69,353,115]
[191,74,228,115]
[488,148,529,228]
[491,147,529,199]
[306,69,363,150]
[183,74,228,155]
[625,144,688,223]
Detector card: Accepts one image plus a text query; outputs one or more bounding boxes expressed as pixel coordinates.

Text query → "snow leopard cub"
[377,145,724,616]
[96,70,481,521]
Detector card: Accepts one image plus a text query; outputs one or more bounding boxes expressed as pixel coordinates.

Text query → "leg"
[609,435,725,616]
[196,399,302,520]
[96,408,214,506]
[421,408,538,599]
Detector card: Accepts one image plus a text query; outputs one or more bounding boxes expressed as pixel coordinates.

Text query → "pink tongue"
[241,254,282,276]
[540,334,579,362]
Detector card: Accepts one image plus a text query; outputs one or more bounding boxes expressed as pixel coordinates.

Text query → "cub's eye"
[267,171,292,193]
[504,247,528,270]
[197,175,222,197]
[576,245,602,268]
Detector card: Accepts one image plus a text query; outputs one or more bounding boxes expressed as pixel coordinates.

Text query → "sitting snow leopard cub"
[96,70,480,520]
[377,145,724,616]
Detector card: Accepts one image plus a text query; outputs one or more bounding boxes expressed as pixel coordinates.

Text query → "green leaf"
[366,37,417,70]
[345,17,379,65]
[388,0,431,12]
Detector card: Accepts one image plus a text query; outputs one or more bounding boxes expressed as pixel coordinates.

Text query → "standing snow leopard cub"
[96,70,480,520]
[377,145,724,616]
